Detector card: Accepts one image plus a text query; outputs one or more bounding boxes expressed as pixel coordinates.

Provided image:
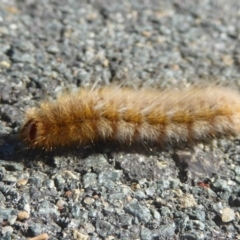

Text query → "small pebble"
[29,233,49,240]
[221,207,235,223]
[17,211,30,221]
[56,199,66,209]
[124,201,151,222]
[180,194,197,208]
[72,189,82,201]
[96,220,113,238]
[8,215,17,225]
[47,45,59,54]
[44,179,55,188]
[24,204,31,214]
[2,226,13,234]
[0,61,11,68]
[151,209,161,221]
[145,187,155,197]
[16,179,28,187]
[84,197,95,205]
[72,229,89,240]
[141,227,153,240]
[85,223,95,233]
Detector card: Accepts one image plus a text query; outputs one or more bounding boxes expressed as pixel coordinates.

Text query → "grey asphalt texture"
[0,0,240,239]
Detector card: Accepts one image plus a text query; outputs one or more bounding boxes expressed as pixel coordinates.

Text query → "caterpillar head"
[21,119,39,148]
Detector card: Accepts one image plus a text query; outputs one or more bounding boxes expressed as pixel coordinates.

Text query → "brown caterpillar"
[21,86,240,150]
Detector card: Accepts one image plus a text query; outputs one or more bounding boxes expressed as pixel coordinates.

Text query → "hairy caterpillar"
[21,86,240,150]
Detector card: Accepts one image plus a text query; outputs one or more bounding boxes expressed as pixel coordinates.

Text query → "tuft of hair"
[20,85,240,151]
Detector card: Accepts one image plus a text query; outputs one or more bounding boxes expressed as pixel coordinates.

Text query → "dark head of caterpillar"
[21,119,39,147]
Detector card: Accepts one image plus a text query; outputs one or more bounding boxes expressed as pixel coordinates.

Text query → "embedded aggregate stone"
[0,207,16,221]
[124,201,152,222]
[53,174,66,189]
[96,219,114,238]
[159,223,176,238]
[134,190,146,199]
[141,227,154,240]
[83,173,97,188]
[212,178,232,192]
[221,207,235,223]
[98,170,123,183]
[151,209,161,221]
[8,215,17,225]
[2,226,13,235]
[37,200,60,218]
[0,160,23,171]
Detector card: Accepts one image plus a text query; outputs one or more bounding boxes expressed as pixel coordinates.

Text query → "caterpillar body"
[21,86,240,150]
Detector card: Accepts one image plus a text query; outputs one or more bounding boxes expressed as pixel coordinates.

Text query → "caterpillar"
[21,86,240,150]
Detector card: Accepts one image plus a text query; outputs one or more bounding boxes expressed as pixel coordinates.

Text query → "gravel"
[1,0,240,239]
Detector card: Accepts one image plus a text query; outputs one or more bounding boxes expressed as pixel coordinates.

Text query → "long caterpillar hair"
[20,85,240,151]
